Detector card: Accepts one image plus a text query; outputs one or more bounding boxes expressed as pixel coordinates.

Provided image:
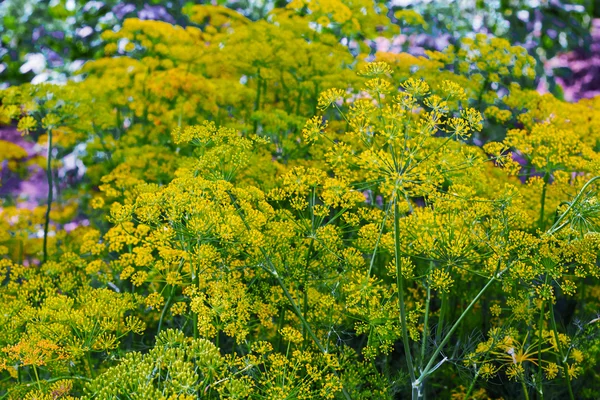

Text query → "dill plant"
[1,3,600,400]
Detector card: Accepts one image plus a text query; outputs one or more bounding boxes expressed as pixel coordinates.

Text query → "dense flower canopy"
[1,2,600,400]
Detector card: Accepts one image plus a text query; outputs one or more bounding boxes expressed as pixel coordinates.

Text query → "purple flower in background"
[544,19,600,101]
[138,4,176,24]
[0,127,48,208]
[46,49,63,68]
[112,3,136,20]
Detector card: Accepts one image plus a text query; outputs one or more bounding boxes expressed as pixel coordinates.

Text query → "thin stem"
[394,200,417,389]
[0,374,91,400]
[157,286,176,335]
[276,306,286,352]
[417,267,506,386]
[43,128,53,264]
[367,197,393,278]
[274,273,322,353]
[520,375,531,400]
[536,275,549,399]
[420,263,433,370]
[436,292,447,345]
[538,172,549,230]
[303,188,316,345]
[463,367,480,400]
[86,352,95,379]
[333,103,351,125]
[32,364,42,391]
[463,331,503,400]
[549,305,575,400]
[302,239,314,346]
[547,176,600,235]
[193,277,199,339]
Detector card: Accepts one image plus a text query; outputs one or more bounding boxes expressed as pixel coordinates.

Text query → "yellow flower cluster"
[2,3,600,399]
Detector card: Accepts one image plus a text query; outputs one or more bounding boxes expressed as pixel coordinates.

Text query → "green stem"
[42,129,53,264]
[420,263,433,369]
[157,286,176,335]
[333,103,351,125]
[538,173,549,230]
[549,304,575,400]
[464,332,502,400]
[366,199,393,278]
[416,268,506,388]
[463,367,480,400]
[520,375,531,400]
[86,352,95,379]
[193,314,198,340]
[536,275,549,399]
[394,200,417,394]
[32,364,42,391]
[302,239,314,346]
[276,306,286,352]
[547,176,600,235]
[420,289,431,363]
[436,292,447,345]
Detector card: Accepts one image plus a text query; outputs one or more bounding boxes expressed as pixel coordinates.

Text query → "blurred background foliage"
[0,0,277,87]
[1,0,599,97]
